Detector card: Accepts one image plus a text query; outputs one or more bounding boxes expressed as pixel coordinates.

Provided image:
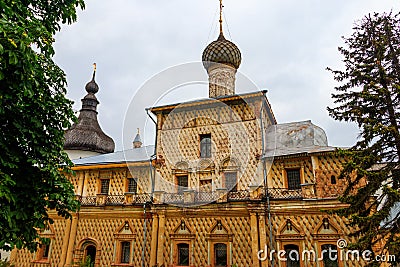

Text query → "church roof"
[64,67,115,154]
[72,145,155,166]
[264,120,336,158]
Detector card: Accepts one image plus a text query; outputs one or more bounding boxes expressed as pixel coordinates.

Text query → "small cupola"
[133,128,142,148]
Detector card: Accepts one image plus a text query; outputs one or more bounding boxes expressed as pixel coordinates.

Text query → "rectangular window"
[177,175,188,194]
[321,244,338,267]
[127,178,137,193]
[100,179,110,194]
[214,243,227,267]
[120,241,130,263]
[36,242,51,261]
[177,243,189,266]
[284,244,300,267]
[286,169,301,190]
[225,172,237,192]
[42,243,50,259]
[200,134,212,158]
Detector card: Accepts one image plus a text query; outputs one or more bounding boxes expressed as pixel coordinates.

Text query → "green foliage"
[0,0,84,252]
[78,256,94,267]
[328,11,400,265]
[0,259,14,267]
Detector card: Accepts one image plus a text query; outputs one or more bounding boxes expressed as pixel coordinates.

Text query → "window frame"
[100,178,110,194]
[176,175,189,194]
[34,241,52,262]
[177,242,190,266]
[120,241,131,264]
[214,242,228,267]
[321,244,339,267]
[127,178,138,194]
[200,134,212,158]
[285,169,301,190]
[283,244,300,267]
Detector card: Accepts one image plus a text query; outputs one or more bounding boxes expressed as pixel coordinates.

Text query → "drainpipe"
[141,202,148,267]
[146,108,157,195]
[260,91,275,267]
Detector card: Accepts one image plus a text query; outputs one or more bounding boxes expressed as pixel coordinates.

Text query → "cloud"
[54,0,399,150]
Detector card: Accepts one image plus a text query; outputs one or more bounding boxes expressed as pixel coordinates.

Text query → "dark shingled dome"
[64,72,115,154]
[202,33,241,70]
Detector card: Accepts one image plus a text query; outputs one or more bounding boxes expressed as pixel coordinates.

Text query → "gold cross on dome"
[219,0,224,34]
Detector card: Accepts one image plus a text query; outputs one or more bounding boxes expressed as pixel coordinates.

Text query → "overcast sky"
[54,0,399,151]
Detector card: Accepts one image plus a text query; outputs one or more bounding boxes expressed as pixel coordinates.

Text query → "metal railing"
[132,193,152,204]
[79,196,96,206]
[264,188,302,200]
[163,193,184,204]
[195,191,218,203]
[106,195,125,205]
[227,190,250,201]
[79,188,304,206]
[79,193,152,206]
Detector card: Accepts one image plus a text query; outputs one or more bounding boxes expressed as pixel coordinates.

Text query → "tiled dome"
[202,33,241,70]
[64,70,115,154]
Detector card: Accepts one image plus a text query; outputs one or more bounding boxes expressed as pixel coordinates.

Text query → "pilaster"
[150,214,159,266]
[65,213,79,266]
[250,212,260,267]
[156,213,166,265]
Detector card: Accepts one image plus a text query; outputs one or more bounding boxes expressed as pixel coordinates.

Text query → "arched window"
[85,245,96,266]
[214,243,227,267]
[177,243,189,266]
[321,244,338,267]
[284,244,300,267]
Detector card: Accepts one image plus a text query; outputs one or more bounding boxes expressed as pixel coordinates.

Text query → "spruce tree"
[328,11,400,265]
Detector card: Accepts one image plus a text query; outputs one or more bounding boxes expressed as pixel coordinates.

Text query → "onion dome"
[85,72,99,94]
[64,65,115,154]
[202,32,241,71]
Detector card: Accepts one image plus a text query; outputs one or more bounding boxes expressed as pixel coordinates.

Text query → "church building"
[10,3,372,267]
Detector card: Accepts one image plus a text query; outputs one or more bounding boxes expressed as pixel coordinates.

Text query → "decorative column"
[65,213,79,266]
[59,219,72,267]
[150,214,159,266]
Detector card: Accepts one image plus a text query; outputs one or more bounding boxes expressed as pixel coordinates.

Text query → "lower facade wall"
[10,201,369,267]
[161,214,253,266]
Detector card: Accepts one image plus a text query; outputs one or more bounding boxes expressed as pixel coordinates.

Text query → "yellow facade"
[11,90,370,267]
[9,6,374,265]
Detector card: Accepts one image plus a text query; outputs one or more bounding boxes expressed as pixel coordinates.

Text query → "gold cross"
[219,0,224,34]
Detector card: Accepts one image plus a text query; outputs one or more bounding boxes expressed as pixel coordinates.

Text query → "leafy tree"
[327,11,400,265]
[0,259,14,267]
[0,0,84,252]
